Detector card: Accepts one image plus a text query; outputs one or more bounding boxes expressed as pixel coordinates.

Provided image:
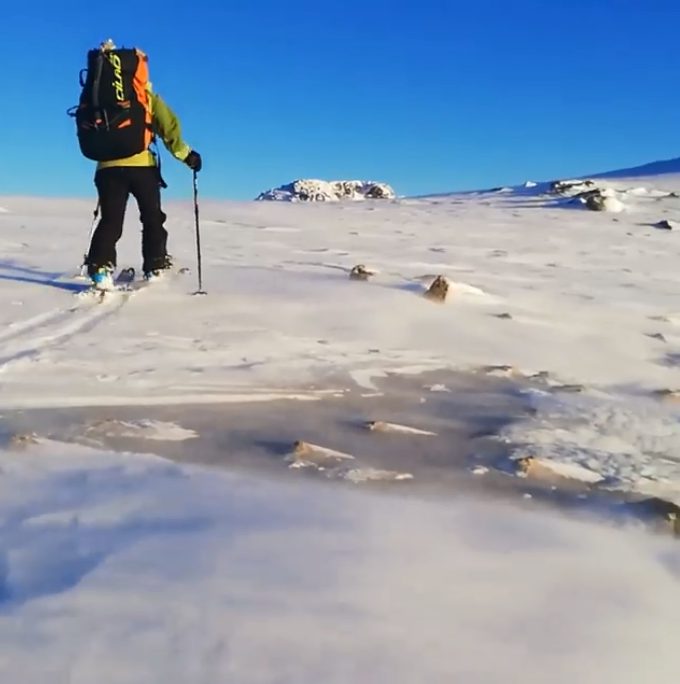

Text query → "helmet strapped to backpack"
[69,45,153,161]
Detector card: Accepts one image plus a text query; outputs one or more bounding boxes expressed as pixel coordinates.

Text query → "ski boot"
[90,264,115,291]
[143,254,173,281]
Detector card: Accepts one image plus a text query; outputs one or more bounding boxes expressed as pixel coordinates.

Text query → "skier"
[71,39,202,290]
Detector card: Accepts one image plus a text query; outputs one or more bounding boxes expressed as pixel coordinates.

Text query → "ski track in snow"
[0,288,134,373]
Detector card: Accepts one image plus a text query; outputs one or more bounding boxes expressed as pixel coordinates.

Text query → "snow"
[2,180,680,501]
[595,195,626,213]
[504,393,680,503]
[366,420,437,435]
[2,160,680,678]
[256,178,396,202]
[0,440,679,683]
[84,418,198,442]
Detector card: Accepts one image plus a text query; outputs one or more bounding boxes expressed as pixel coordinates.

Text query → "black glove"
[185,150,202,172]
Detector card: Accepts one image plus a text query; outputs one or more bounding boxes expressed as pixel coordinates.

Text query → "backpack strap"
[91,51,105,112]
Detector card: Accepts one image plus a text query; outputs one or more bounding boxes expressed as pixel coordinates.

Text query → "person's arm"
[150,92,192,162]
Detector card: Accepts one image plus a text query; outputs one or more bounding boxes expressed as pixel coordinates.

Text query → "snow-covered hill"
[2,158,680,681]
[256,178,395,201]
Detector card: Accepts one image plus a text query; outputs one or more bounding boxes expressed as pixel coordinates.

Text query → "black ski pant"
[87,166,168,275]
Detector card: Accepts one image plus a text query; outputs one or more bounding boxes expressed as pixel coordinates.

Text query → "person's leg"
[129,167,169,273]
[87,168,130,275]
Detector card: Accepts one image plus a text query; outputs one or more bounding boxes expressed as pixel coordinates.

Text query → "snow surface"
[2,166,680,678]
[0,440,679,683]
[2,175,680,501]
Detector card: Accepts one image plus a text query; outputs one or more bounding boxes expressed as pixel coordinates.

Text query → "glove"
[185,150,202,172]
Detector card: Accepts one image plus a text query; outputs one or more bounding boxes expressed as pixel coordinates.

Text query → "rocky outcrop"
[256,179,396,202]
[549,179,596,195]
[550,178,626,213]
[584,191,625,213]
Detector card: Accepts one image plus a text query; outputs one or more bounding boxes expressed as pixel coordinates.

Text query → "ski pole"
[192,170,207,295]
[79,201,100,276]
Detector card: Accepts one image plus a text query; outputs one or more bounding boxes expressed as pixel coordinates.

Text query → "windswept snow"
[0,440,678,683]
[2,172,680,506]
[2,162,680,679]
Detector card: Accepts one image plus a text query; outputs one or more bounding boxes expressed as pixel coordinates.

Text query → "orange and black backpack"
[69,47,153,161]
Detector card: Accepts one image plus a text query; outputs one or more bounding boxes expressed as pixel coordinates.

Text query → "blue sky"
[1,1,679,200]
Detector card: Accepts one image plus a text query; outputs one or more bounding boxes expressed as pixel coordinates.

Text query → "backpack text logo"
[109,54,125,101]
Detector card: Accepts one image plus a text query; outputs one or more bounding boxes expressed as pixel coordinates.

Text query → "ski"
[77,267,136,301]
[76,265,189,302]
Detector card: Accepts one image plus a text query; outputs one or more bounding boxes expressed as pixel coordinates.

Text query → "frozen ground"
[1,166,680,679]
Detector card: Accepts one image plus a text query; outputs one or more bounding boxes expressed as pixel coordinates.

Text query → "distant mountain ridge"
[592,156,680,179]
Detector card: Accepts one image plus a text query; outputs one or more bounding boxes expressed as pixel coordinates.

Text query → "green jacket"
[97,91,191,169]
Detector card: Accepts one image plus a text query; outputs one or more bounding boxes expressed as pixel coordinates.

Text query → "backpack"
[69,47,153,162]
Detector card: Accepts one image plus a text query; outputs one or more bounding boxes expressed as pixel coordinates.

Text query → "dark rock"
[625,497,680,536]
[349,264,373,281]
[654,219,677,231]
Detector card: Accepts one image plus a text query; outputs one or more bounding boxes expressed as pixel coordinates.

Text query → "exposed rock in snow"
[626,497,680,536]
[285,440,412,483]
[550,179,596,195]
[424,275,449,302]
[287,440,355,468]
[256,179,396,202]
[365,420,437,436]
[548,178,626,213]
[349,264,376,281]
[6,432,40,449]
[584,192,625,213]
[516,456,605,485]
[652,388,680,402]
[654,219,678,231]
